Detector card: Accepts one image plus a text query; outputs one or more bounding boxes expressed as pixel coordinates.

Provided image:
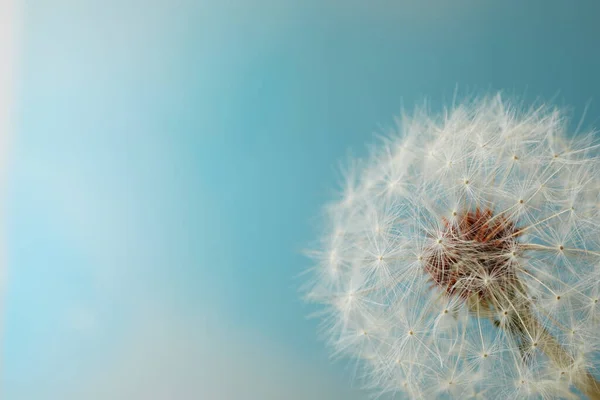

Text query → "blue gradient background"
[3,1,600,399]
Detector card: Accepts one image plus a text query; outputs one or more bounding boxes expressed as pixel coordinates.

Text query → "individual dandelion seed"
[304,94,600,399]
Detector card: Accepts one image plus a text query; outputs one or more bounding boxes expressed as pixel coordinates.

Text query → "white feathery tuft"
[304,94,600,399]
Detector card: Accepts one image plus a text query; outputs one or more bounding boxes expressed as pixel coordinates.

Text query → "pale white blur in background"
[0,0,17,381]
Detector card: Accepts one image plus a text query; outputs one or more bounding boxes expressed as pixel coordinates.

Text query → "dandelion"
[305,94,600,399]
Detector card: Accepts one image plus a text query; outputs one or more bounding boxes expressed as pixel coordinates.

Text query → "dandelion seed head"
[304,94,600,399]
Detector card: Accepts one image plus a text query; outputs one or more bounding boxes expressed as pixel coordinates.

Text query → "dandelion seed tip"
[443,309,449,314]
[556,295,561,300]
[408,330,414,336]
[559,245,564,251]
[464,179,469,185]
[483,353,488,358]
[513,155,519,160]
[519,199,524,204]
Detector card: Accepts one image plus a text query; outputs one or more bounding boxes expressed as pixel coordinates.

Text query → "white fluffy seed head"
[304,94,600,399]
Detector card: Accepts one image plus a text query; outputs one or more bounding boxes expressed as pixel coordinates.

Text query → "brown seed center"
[424,208,521,301]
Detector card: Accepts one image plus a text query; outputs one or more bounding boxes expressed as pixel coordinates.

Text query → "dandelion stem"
[513,306,600,399]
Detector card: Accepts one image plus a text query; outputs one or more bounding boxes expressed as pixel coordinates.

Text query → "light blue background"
[3,0,600,399]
